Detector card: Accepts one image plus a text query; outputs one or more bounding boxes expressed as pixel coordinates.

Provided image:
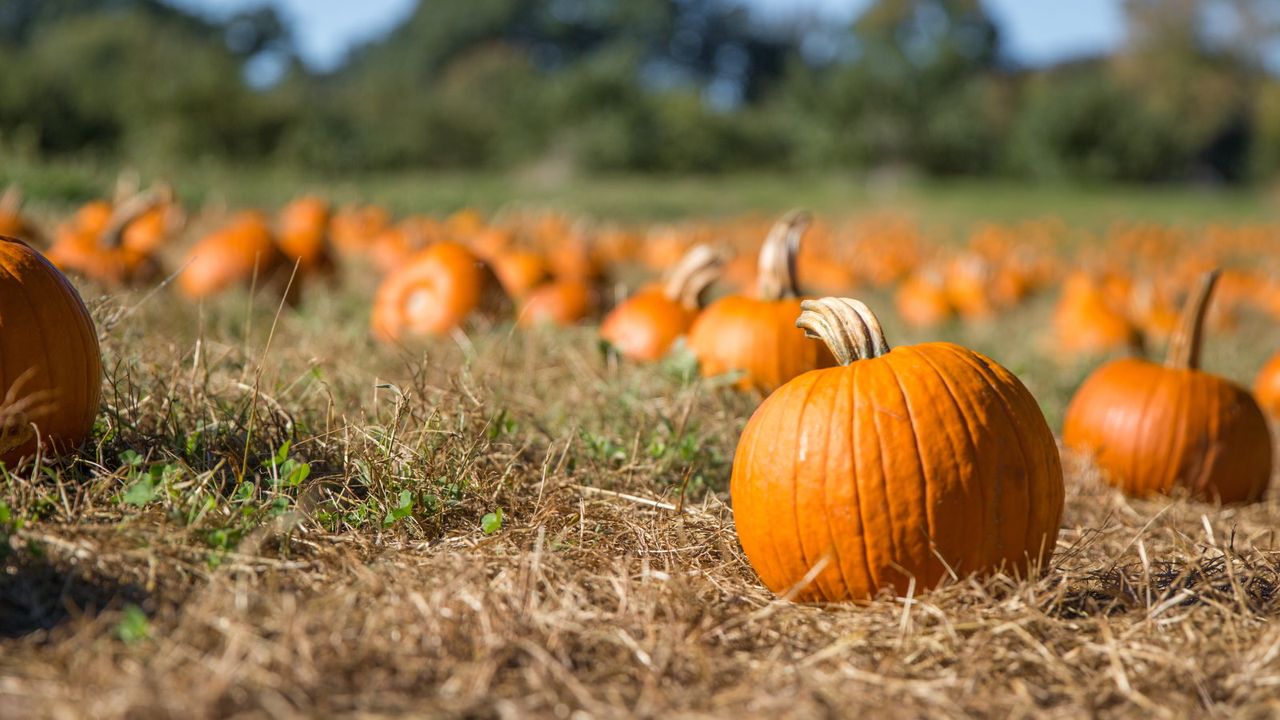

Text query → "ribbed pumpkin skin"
[732,342,1063,601]
[1064,358,1271,502]
[600,289,695,362]
[687,297,834,392]
[0,237,102,465]
[1254,352,1280,417]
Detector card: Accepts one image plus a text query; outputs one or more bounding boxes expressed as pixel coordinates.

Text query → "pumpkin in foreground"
[600,244,723,361]
[687,210,834,392]
[731,297,1064,602]
[1063,270,1271,502]
[0,236,102,465]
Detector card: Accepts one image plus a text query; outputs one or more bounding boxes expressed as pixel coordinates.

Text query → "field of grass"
[5,168,1280,717]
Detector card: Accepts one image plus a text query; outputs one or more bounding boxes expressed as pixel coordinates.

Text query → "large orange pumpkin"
[600,244,722,361]
[1254,351,1280,417]
[371,241,505,341]
[687,211,835,392]
[0,236,102,466]
[178,211,292,301]
[1063,270,1271,502]
[732,296,1063,602]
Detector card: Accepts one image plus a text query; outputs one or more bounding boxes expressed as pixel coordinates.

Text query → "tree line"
[2,0,1279,183]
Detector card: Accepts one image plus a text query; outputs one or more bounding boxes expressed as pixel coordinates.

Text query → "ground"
[4,170,1280,718]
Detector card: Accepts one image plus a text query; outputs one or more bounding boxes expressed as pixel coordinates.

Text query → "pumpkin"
[518,279,593,328]
[1052,272,1143,356]
[687,211,834,392]
[120,182,182,256]
[331,204,391,258]
[490,249,551,299]
[732,296,1063,602]
[277,196,335,275]
[1255,351,1280,417]
[895,271,953,329]
[1063,270,1271,502]
[600,244,723,361]
[372,241,505,341]
[44,191,165,287]
[0,236,102,466]
[178,211,292,301]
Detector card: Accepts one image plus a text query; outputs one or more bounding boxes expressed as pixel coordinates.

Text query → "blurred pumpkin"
[178,210,293,302]
[895,270,953,329]
[372,241,505,341]
[1253,351,1280,418]
[490,248,551,299]
[45,191,166,287]
[518,279,593,328]
[1052,272,1142,356]
[277,196,335,276]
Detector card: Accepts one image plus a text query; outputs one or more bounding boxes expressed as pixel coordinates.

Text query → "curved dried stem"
[796,297,891,366]
[755,210,811,300]
[1165,269,1221,371]
[662,244,723,309]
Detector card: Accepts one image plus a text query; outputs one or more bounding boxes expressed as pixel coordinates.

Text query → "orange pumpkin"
[490,249,551,299]
[0,236,102,466]
[1063,270,1271,502]
[44,191,166,287]
[1052,272,1142,356]
[372,242,504,341]
[178,211,292,301]
[600,244,722,361]
[687,211,834,392]
[331,204,391,258]
[276,196,335,275]
[518,280,593,328]
[1255,352,1280,418]
[732,297,1063,601]
[894,271,953,329]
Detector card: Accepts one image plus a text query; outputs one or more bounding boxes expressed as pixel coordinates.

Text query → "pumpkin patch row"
[4,191,1280,606]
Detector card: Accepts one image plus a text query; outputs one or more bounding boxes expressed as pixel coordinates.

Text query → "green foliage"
[1,0,1277,183]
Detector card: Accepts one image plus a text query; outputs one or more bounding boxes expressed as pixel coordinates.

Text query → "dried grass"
[4,267,1280,719]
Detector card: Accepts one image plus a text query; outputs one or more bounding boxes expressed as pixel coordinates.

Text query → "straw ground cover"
[4,245,1280,717]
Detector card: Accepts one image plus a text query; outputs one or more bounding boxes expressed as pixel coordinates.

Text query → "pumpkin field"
[0,170,1279,717]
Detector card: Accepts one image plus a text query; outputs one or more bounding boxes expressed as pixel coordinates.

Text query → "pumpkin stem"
[98,189,162,249]
[1165,269,1221,371]
[663,244,723,309]
[755,210,811,300]
[796,296,891,366]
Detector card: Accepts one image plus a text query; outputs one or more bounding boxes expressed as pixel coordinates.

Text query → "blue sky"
[169,0,1128,72]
